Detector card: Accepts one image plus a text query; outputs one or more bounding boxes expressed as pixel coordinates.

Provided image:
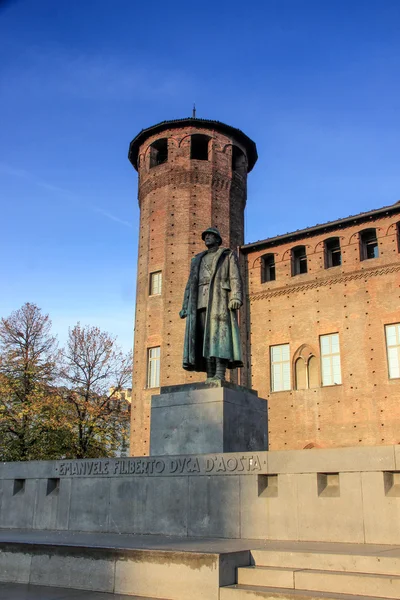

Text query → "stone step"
[235,567,400,599]
[0,540,248,600]
[220,584,397,600]
[237,567,400,598]
[251,549,400,576]
[295,569,400,599]
[238,566,296,588]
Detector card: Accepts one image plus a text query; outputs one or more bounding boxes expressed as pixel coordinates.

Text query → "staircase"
[221,546,400,600]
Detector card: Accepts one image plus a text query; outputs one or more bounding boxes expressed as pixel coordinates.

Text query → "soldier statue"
[179,227,243,381]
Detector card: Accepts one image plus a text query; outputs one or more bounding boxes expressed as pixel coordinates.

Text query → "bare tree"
[0,303,60,460]
[60,323,132,458]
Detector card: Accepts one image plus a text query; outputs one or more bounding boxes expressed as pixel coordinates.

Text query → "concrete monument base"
[0,531,250,599]
[1,445,400,542]
[3,531,400,600]
[150,381,268,456]
[2,445,400,598]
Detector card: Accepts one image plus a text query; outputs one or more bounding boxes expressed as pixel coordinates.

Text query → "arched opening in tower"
[190,134,210,161]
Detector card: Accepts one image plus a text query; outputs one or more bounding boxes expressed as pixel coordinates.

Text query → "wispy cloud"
[0,161,133,228]
[0,44,190,102]
[0,162,74,197]
[0,164,30,179]
[93,207,133,228]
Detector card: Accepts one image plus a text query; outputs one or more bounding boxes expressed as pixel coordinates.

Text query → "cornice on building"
[128,117,258,172]
[248,261,400,302]
[241,201,400,254]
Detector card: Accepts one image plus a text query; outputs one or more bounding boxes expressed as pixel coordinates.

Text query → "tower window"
[291,245,308,276]
[324,237,342,268]
[360,228,379,260]
[147,347,160,388]
[190,134,209,160]
[149,138,168,168]
[232,145,246,174]
[261,254,276,282]
[149,271,162,296]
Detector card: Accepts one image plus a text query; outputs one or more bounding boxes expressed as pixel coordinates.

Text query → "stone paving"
[0,583,158,600]
[1,528,400,556]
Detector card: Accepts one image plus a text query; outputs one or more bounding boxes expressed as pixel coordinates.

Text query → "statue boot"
[205,358,216,382]
[214,358,227,381]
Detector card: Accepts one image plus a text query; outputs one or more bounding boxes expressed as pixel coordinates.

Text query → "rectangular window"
[360,229,379,260]
[324,238,342,268]
[150,271,162,295]
[261,254,276,283]
[320,333,342,386]
[270,344,290,391]
[292,246,308,276]
[147,347,160,388]
[385,324,400,379]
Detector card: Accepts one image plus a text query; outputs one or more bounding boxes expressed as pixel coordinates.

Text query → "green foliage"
[0,303,132,462]
[0,302,62,460]
[59,323,132,459]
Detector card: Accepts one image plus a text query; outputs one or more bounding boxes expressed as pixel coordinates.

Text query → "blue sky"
[1,0,399,351]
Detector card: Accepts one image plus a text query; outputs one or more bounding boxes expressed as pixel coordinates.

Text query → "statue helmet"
[201,227,222,246]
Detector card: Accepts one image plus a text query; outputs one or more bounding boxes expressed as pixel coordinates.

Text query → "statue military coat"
[181,247,243,372]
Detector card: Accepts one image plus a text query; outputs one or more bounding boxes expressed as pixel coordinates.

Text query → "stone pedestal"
[150,381,268,456]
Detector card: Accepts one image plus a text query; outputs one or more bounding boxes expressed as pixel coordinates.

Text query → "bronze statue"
[179,227,243,381]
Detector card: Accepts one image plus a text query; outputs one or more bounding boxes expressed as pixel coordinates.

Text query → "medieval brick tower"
[128,118,257,455]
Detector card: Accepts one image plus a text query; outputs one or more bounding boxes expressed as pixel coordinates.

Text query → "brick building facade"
[128,117,400,455]
[243,204,400,450]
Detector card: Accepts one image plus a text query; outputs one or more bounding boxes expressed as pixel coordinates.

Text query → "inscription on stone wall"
[56,454,267,477]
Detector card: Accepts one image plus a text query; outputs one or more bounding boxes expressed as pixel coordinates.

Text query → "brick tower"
[128,117,257,455]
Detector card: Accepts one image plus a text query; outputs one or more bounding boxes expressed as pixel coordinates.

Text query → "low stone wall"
[0,543,250,599]
[1,445,400,543]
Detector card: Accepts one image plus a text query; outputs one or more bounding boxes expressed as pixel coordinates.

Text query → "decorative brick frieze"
[249,262,400,302]
[138,169,245,205]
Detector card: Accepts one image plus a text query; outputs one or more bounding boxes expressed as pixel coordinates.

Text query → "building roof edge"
[128,117,258,172]
[241,201,400,253]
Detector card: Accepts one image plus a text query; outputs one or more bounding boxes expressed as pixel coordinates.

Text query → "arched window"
[308,356,319,388]
[359,228,379,260]
[232,145,246,174]
[291,245,307,276]
[293,346,319,390]
[149,138,168,168]
[190,134,209,160]
[295,358,307,390]
[261,254,276,283]
[324,237,341,268]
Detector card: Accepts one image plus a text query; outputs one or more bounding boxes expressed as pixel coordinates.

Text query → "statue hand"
[179,309,187,319]
[229,299,241,311]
